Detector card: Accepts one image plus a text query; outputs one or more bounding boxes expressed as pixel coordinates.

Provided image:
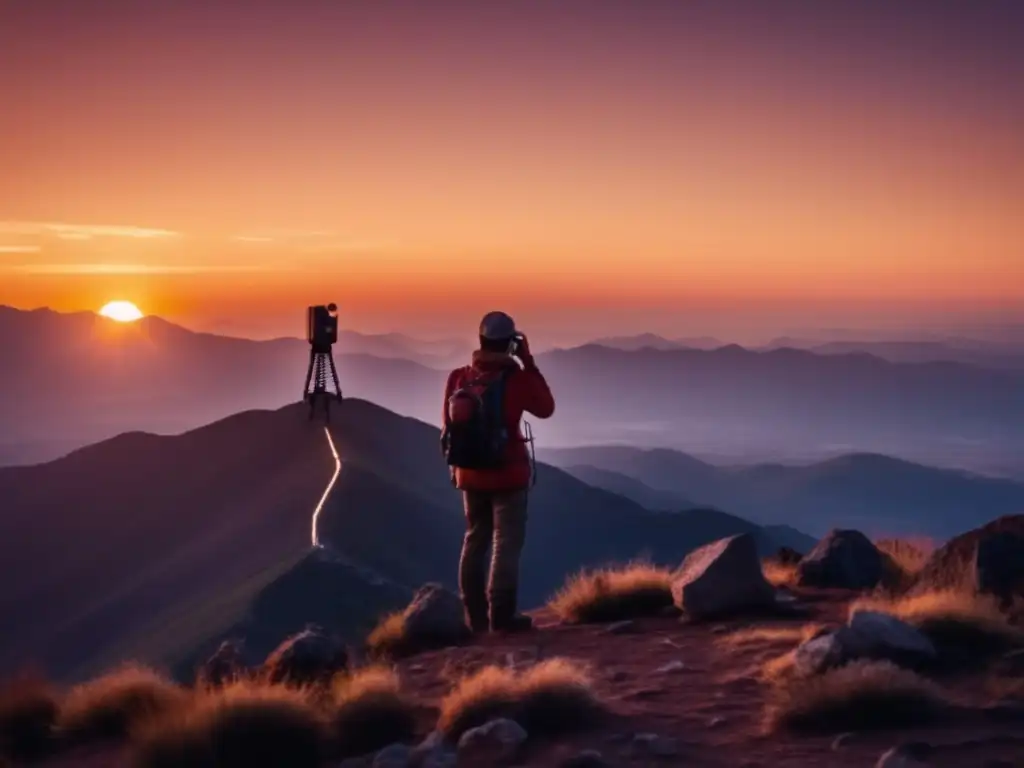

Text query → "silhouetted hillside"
[0,403,336,681]
[540,445,1024,539]
[0,395,808,683]
[313,399,800,608]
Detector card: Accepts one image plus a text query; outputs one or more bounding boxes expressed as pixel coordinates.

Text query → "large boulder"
[974,531,1024,602]
[912,515,1024,599]
[671,533,776,619]
[797,529,883,589]
[843,610,937,667]
[402,583,471,648]
[262,625,348,686]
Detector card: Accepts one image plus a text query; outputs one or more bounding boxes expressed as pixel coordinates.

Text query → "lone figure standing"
[441,311,555,632]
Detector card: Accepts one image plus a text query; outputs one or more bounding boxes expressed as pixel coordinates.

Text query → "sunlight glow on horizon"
[98,300,144,323]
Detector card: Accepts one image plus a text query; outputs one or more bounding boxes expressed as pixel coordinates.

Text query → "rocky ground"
[34,591,1024,767]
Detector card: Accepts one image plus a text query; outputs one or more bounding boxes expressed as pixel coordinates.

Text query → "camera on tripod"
[304,303,343,421]
[306,303,338,353]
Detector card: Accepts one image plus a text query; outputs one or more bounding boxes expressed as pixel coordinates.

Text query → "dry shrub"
[515,659,605,733]
[0,673,61,760]
[547,563,673,623]
[365,612,414,660]
[58,664,190,745]
[132,681,327,768]
[851,590,1024,655]
[761,559,799,589]
[759,651,799,683]
[764,660,952,733]
[438,658,605,740]
[331,666,416,757]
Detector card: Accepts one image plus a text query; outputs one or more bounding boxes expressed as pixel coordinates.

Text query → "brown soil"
[36,589,1024,767]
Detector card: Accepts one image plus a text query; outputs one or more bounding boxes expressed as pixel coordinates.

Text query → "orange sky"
[1,1,1021,343]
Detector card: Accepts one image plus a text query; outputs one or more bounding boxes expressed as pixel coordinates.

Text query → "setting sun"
[98,300,144,323]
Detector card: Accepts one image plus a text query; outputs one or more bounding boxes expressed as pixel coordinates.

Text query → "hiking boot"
[468,614,490,635]
[491,613,534,633]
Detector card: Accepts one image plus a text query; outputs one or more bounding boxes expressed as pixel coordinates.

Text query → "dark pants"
[458,489,528,629]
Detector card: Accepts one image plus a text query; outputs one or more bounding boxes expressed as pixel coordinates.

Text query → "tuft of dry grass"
[547,563,674,624]
[761,559,799,589]
[850,589,1024,656]
[132,681,328,768]
[438,658,606,740]
[330,666,417,757]
[57,664,190,745]
[365,612,408,660]
[764,659,952,733]
[0,673,61,761]
[719,623,822,648]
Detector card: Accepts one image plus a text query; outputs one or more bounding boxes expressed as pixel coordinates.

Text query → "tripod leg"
[328,352,343,402]
[303,352,315,403]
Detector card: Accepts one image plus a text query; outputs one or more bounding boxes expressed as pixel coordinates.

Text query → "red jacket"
[443,350,555,492]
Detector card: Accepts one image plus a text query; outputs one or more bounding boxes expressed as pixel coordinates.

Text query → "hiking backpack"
[441,369,511,470]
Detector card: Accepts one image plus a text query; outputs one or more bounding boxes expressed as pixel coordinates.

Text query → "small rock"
[199,638,247,687]
[372,743,411,768]
[792,631,846,676]
[420,750,456,768]
[654,660,686,674]
[710,625,729,634]
[708,716,726,728]
[631,733,677,757]
[831,732,855,750]
[601,620,636,635]
[876,741,934,767]
[416,730,445,752]
[560,749,609,768]
[403,584,471,648]
[262,625,348,686]
[457,718,527,765]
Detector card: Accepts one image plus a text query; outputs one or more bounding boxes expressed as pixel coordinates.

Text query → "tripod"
[304,348,343,422]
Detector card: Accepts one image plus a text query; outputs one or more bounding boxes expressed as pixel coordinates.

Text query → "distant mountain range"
[588,332,1024,370]
[0,398,813,682]
[3,306,1023,478]
[588,333,725,351]
[539,445,1024,540]
[535,343,1024,474]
